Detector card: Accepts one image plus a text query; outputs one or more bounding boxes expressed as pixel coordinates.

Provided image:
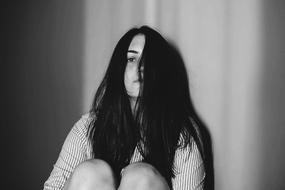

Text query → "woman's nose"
[131,67,139,80]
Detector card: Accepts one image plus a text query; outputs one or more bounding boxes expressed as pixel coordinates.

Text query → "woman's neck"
[129,96,137,115]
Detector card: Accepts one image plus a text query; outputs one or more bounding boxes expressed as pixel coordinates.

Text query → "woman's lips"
[134,78,143,83]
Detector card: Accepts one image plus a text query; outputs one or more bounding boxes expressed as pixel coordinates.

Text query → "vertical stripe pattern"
[43,114,205,190]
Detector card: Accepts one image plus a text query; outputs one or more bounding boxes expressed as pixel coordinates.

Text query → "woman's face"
[124,34,145,98]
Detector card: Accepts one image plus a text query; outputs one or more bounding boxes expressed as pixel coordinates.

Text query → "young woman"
[44,26,208,190]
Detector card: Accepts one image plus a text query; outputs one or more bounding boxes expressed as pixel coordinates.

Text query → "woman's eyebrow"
[128,50,139,54]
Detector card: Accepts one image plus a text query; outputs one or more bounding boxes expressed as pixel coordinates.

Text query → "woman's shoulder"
[175,133,203,168]
[177,117,198,146]
[175,117,203,159]
[65,113,95,157]
[71,112,94,138]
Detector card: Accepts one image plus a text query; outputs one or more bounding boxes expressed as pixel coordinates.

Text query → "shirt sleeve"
[43,114,91,190]
[172,137,205,190]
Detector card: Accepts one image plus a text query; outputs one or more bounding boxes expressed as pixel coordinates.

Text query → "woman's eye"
[127,57,136,62]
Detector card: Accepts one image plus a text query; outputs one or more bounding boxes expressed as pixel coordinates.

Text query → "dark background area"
[2,1,85,189]
[259,0,285,189]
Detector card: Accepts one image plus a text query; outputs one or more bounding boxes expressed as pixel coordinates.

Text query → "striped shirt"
[43,114,205,190]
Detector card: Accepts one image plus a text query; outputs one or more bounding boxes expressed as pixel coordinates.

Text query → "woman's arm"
[172,137,205,190]
[43,114,91,190]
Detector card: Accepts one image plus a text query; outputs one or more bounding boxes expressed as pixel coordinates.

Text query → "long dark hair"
[88,26,207,188]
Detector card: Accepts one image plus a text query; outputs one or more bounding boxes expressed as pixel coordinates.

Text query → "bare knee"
[119,162,169,190]
[65,159,115,190]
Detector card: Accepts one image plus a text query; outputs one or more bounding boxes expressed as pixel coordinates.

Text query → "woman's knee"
[65,159,115,190]
[119,162,169,190]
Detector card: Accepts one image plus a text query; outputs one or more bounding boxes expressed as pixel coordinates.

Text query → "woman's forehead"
[128,34,145,54]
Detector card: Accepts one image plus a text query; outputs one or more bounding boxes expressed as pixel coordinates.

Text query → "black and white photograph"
[2,0,285,190]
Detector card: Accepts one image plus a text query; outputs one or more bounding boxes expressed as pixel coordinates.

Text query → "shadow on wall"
[259,0,285,189]
[2,1,85,189]
[168,41,215,190]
